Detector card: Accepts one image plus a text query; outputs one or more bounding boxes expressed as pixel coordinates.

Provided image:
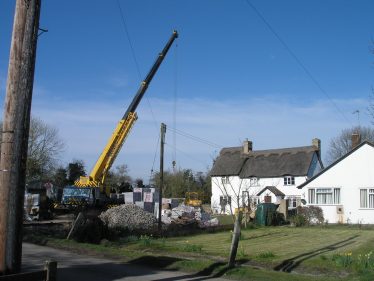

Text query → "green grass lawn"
[28,225,374,281]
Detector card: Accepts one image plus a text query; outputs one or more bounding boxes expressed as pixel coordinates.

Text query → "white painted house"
[297,141,374,224]
[210,139,323,214]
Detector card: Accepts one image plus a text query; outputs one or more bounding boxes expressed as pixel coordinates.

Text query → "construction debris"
[162,204,219,228]
[99,204,157,231]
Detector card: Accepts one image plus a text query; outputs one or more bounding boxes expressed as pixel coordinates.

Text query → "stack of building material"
[133,187,142,202]
[144,202,154,213]
[99,204,157,231]
[135,201,144,209]
[154,202,159,219]
[124,192,134,204]
[117,193,124,202]
[143,192,153,203]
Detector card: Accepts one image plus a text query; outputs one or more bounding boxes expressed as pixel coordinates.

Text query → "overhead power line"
[116,0,160,130]
[167,126,223,148]
[116,0,142,80]
[165,143,210,167]
[244,0,352,125]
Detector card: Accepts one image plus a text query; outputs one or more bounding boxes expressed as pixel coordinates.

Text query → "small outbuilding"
[256,186,285,204]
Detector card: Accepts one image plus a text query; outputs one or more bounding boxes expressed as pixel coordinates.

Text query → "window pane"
[360,189,368,208]
[334,188,340,204]
[369,194,374,208]
[308,189,315,204]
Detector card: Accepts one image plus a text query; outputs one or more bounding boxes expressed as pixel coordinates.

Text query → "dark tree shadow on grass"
[273,235,359,272]
[151,259,250,281]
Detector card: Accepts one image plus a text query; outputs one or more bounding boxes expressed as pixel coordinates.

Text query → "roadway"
[22,243,230,281]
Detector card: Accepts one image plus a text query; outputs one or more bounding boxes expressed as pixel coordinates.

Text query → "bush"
[291,206,324,226]
[290,214,307,227]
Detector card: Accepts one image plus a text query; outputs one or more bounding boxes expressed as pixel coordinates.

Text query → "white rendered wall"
[302,143,374,224]
[211,175,309,214]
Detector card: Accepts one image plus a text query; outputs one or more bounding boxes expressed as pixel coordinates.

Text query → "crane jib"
[122,30,178,120]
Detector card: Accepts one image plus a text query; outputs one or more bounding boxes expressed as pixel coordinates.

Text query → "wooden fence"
[0,261,56,281]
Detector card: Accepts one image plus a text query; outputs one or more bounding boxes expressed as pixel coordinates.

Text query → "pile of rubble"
[162,204,219,228]
[99,204,157,231]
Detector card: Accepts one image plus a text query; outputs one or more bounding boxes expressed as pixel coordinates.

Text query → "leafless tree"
[1,117,65,182]
[26,116,65,181]
[326,125,374,165]
[369,89,374,125]
[211,176,260,267]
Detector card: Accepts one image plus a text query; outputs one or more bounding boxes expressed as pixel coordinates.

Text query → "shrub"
[293,206,324,225]
[290,214,307,227]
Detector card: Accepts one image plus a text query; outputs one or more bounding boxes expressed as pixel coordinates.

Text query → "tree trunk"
[228,211,242,268]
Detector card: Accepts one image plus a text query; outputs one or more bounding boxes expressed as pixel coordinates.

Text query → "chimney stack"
[312,138,321,156]
[351,133,361,149]
[243,139,253,154]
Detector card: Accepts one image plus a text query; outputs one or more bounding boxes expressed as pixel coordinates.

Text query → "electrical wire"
[116,0,142,80]
[165,143,210,167]
[116,0,160,132]
[150,131,161,178]
[244,0,352,125]
[167,126,223,148]
[172,42,179,171]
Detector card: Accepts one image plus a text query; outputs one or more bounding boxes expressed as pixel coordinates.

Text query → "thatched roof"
[209,147,246,176]
[210,145,319,178]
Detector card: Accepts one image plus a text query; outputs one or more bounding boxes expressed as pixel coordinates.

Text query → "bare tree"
[0,117,65,182]
[106,164,132,192]
[369,89,374,124]
[326,126,374,165]
[26,117,65,181]
[211,176,260,267]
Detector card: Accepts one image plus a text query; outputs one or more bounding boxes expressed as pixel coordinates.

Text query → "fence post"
[44,260,57,281]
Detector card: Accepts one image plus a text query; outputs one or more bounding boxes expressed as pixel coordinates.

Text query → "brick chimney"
[351,133,361,149]
[312,138,321,155]
[243,139,253,154]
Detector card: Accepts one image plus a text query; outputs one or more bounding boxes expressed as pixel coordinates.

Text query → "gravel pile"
[99,204,157,231]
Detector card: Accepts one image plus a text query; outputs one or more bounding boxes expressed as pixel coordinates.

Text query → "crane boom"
[75,31,178,196]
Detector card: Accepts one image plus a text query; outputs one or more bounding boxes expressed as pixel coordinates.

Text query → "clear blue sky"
[1,1,373,182]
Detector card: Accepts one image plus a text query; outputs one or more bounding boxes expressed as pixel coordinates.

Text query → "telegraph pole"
[0,0,41,274]
[158,123,166,232]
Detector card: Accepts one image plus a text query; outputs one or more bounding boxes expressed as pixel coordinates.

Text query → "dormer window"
[221,176,230,184]
[250,177,258,186]
[284,176,295,186]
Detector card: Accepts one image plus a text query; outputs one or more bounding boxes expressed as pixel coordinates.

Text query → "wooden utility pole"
[158,123,166,232]
[0,0,41,274]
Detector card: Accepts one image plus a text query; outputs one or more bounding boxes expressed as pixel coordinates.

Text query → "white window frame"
[219,195,231,206]
[249,177,258,186]
[221,176,230,184]
[286,196,300,209]
[360,188,374,209]
[284,176,295,186]
[308,188,340,205]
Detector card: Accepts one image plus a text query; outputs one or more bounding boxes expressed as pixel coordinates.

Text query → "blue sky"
[0,1,373,182]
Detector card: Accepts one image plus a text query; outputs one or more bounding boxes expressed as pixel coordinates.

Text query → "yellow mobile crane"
[61,31,178,207]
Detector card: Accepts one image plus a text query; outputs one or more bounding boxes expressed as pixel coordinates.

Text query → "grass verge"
[24,224,374,281]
